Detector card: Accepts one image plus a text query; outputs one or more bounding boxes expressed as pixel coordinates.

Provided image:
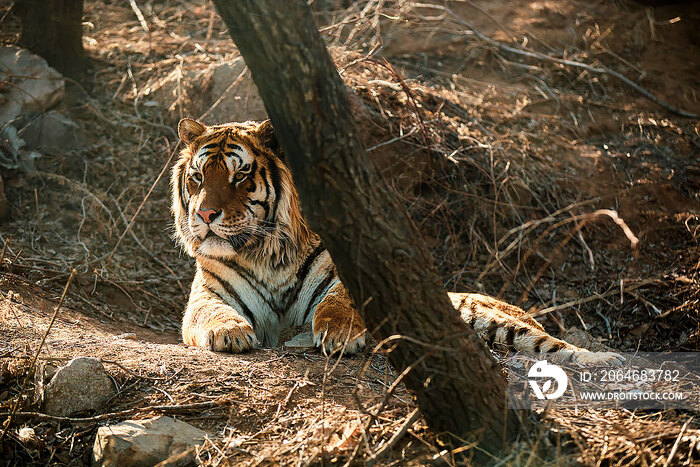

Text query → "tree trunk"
[211,0,521,457]
[15,0,85,79]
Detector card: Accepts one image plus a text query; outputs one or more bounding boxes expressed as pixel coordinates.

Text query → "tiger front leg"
[182,278,258,353]
[310,283,366,355]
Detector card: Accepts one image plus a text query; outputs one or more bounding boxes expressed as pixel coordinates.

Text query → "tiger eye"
[233,172,246,183]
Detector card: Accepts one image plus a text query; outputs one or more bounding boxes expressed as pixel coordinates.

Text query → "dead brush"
[0,0,698,465]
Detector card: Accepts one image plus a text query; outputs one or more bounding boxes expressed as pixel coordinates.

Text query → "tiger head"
[171,118,311,266]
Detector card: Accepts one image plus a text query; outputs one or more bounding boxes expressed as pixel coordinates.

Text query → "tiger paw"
[311,284,366,355]
[313,323,366,355]
[573,351,626,366]
[193,318,259,353]
[312,313,366,355]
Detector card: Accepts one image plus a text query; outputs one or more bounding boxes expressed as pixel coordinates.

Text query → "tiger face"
[172,119,310,265]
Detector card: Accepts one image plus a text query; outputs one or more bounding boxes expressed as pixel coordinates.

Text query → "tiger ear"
[178,118,207,144]
[256,119,282,160]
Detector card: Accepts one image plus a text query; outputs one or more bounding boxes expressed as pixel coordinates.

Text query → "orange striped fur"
[171,118,622,365]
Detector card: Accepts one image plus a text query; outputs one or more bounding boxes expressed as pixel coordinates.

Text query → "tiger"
[171,118,624,365]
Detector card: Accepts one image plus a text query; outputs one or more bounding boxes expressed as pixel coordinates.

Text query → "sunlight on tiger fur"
[171,118,623,365]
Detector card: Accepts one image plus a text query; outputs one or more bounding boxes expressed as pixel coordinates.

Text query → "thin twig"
[517,209,639,304]
[198,65,248,121]
[100,359,180,382]
[128,0,150,33]
[1,399,229,424]
[0,235,10,265]
[460,0,517,42]
[112,202,186,293]
[440,7,697,118]
[663,418,691,467]
[367,408,421,465]
[104,141,181,267]
[203,7,217,51]
[495,209,638,300]
[377,58,434,157]
[526,278,657,318]
[0,269,77,441]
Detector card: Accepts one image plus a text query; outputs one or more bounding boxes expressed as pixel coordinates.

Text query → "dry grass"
[0,0,699,465]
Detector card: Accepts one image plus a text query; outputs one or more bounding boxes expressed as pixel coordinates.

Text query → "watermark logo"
[528,360,568,400]
[508,353,698,410]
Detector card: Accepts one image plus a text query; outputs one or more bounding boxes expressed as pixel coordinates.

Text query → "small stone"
[284,331,315,349]
[92,416,208,467]
[278,322,312,346]
[43,357,117,417]
[115,332,138,340]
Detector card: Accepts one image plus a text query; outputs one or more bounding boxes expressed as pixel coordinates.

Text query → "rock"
[151,57,267,124]
[154,448,198,467]
[42,357,117,417]
[92,416,208,467]
[279,322,313,348]
[205,58,267,123]
[0,123,41,172]
[114,332,138,340]
[0,47,66,172]
[0,124,41,173]
[0,124,26,171]
[21,110,85,152]
[0,46,64,126]
[284,331,315,349]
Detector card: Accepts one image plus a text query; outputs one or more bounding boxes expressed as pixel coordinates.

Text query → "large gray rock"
[92,416,208,467]
[43,357,117,417]
[0,46,64,126]
[21,110,86,152]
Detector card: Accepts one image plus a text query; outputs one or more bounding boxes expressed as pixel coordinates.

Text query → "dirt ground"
[0,0,698,465]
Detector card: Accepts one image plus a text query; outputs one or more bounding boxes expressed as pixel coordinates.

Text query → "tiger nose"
[197,209,221,224]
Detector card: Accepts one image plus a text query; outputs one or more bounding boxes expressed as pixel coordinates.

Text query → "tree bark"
[15,0,85,79]
[211,0,521,456]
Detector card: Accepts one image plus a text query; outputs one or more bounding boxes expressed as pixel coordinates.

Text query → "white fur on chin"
[196,237,238,258]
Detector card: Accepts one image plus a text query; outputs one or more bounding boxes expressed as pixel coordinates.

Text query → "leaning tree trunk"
[211,0,521,456]
[15,0,85,78]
